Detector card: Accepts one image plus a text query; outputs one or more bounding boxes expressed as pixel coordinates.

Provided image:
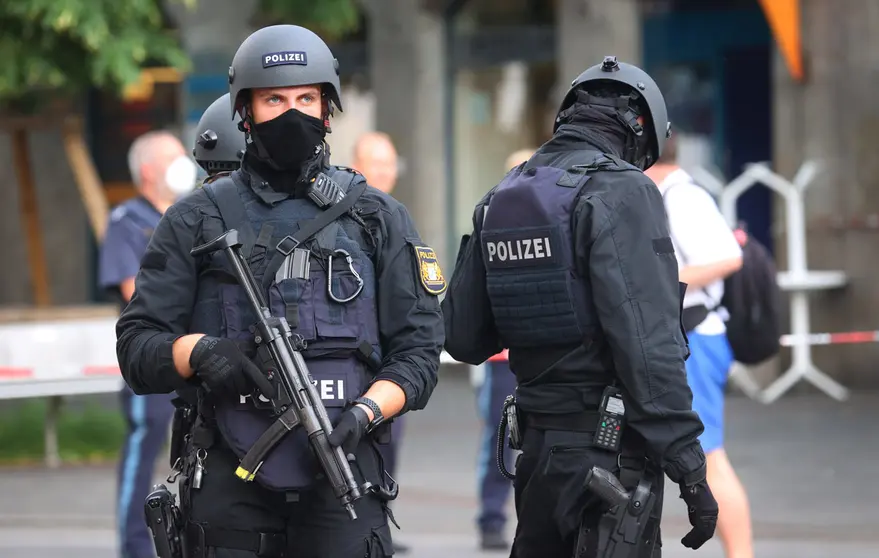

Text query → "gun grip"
[584,466,630,507]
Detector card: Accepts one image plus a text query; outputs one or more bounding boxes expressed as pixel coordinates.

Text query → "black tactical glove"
[678,465,719,549]
[189,336,262,398]
[327,405,371,457]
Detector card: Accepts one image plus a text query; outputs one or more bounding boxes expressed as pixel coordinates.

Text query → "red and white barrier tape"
[0,366,121,380]
[779,330,879,347]
[2,331,878,382]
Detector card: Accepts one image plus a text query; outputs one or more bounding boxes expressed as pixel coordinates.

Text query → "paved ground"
[0,368,877,557]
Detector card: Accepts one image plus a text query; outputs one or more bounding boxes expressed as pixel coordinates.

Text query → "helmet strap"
[323,93,334,134]
[558,89,652,168]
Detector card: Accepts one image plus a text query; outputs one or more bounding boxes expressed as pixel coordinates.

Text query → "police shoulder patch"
[413,245,446,295]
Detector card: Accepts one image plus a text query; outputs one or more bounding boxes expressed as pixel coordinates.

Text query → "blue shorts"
[684,331,733,453]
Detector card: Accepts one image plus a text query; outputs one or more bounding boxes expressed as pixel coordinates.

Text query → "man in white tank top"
[646,136,754,558]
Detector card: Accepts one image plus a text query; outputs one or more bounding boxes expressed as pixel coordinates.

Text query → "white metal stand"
[717,162,850,404]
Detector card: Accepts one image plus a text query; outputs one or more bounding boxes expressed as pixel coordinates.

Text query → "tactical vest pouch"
[269,278,312,335]
[214,359,361,491]
[267,252,367,353]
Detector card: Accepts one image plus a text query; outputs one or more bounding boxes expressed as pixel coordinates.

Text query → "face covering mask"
[164,156,199,197]
[252,108,325,172]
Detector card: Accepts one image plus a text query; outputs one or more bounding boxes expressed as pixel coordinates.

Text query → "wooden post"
[11,128,52,307]
[62,117,109,242]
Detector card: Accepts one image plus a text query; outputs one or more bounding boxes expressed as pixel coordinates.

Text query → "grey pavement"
[0,368,877,557]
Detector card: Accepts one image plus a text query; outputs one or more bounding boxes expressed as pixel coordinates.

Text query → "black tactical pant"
[180,438,394,558]
[510,427,663,558]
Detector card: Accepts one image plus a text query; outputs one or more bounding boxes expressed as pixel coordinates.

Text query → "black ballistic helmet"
[228,24,343,117]
[193,93,246,175]
[556,56,671,165]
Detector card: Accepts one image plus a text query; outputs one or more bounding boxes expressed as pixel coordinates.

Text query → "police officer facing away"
[192,92,246,179]
[443,57,718,557]
[116,24,444,558]
[99,130,198,558]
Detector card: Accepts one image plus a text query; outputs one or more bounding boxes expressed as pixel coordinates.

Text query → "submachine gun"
[575,466,658,558]
[190,228,372,520]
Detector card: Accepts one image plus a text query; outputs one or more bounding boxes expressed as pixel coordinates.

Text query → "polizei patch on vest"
[413,246,447,295]
[482,228,559,269]
[240,376,346,407]
[262,51,308,68]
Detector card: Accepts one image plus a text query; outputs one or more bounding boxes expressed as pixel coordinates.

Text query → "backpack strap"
[660,177,721,314]
[203,173,258,259]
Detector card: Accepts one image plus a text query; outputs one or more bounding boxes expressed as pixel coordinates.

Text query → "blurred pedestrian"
[473,147,536,552]
[350,130,411,554]
[351,131,399,194]
[98,130,197,558]
[646,134,754,558]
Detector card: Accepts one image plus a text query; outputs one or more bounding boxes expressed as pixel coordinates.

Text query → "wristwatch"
[354,397,384,433]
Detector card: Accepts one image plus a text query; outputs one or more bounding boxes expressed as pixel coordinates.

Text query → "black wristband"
[354,397,384,432]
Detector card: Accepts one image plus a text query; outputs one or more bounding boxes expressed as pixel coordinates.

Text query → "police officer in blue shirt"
[116,25,444,558]
[99,130,198,558]
[443,57,719,557]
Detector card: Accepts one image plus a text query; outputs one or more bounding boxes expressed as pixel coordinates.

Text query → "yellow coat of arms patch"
[414,246,446,295]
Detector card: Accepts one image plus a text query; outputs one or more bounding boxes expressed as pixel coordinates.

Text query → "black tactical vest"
[480,154,637,348]
[190,167,379,491]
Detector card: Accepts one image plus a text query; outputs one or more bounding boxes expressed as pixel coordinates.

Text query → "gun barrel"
[584,466,630,507]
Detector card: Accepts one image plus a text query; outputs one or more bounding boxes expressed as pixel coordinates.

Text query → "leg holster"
[574,446,663,558]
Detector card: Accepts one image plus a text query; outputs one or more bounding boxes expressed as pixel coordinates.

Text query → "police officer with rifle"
[119,24,444,558]
[443,56,718,557]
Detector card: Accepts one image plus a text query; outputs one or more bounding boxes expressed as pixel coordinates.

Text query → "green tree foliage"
[0,0,192,111]
[258,0,361,41]
[0,0,362,113]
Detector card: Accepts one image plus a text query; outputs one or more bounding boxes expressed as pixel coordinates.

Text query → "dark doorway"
[722,44,774,252]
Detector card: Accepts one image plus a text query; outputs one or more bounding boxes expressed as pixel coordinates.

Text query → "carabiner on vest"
[327,249,364,303]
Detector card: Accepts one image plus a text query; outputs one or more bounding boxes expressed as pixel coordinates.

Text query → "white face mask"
[164,156,198,197]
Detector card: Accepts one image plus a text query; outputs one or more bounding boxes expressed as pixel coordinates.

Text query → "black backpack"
[720,229,782,364]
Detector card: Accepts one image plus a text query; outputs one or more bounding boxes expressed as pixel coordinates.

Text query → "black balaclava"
[241,100,330,195]
[252,108,325,172]
[557,86,655,170]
